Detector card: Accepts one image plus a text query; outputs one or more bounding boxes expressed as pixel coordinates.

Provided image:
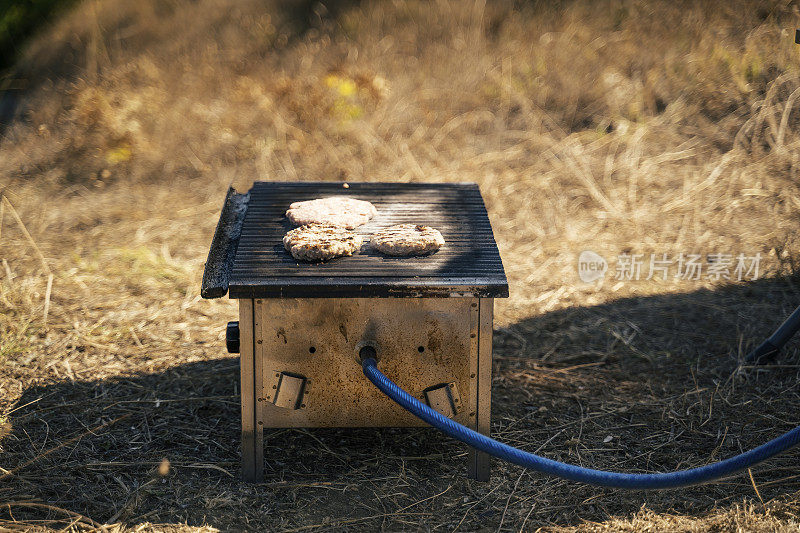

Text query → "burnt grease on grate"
[205,181,508,298]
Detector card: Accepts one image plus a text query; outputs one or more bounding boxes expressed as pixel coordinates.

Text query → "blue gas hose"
[362,358,800,489]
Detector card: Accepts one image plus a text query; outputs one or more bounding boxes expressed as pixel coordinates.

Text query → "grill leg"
[240,299,264,482]
[468,298,493,481]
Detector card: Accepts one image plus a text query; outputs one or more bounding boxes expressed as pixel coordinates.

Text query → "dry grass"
[1,0,800,530]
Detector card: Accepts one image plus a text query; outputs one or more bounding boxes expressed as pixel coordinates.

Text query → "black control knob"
[226,321,240,353]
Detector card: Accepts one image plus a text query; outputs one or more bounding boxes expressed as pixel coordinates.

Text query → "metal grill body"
[202,182,508,482]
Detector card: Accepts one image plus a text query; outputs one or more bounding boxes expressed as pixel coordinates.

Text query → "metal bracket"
[423,382,462,418]
[264,371,308,410]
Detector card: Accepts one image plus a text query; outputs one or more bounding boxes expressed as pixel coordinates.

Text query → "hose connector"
[358,344,378,364]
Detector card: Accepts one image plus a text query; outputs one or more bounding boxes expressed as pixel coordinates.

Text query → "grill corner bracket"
[423,382,462,418]
[264,371,308,410]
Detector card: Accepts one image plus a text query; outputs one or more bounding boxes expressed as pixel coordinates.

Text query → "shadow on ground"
[2,276,799,530]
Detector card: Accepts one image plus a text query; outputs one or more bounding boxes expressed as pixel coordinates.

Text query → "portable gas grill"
[201,181,508,482]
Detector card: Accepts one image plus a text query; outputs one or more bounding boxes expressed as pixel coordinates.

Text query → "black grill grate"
[224,181,507,298]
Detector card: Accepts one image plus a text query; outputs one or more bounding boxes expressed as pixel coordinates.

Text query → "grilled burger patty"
[285,197,377,229]
[283,223,364,261]
[371,224,445,256]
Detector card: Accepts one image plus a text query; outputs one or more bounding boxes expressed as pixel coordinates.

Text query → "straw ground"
[1,0,800,530]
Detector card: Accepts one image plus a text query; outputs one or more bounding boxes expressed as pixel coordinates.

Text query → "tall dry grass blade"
[554,143,621,216]
[43,273,53,326]
[751,74,791,147]
[748,468,764,505]
[1,258,12,287]
[624,129,646,209]
[1,195,51,275]
[0,195,4,244]
[776,86,800,149]
[661,153,735,213]
[2,195,54,324]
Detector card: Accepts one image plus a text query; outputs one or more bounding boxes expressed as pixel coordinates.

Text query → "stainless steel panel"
[257,298,475,428]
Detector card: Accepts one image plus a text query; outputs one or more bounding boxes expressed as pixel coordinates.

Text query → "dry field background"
[2,0,800,530]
